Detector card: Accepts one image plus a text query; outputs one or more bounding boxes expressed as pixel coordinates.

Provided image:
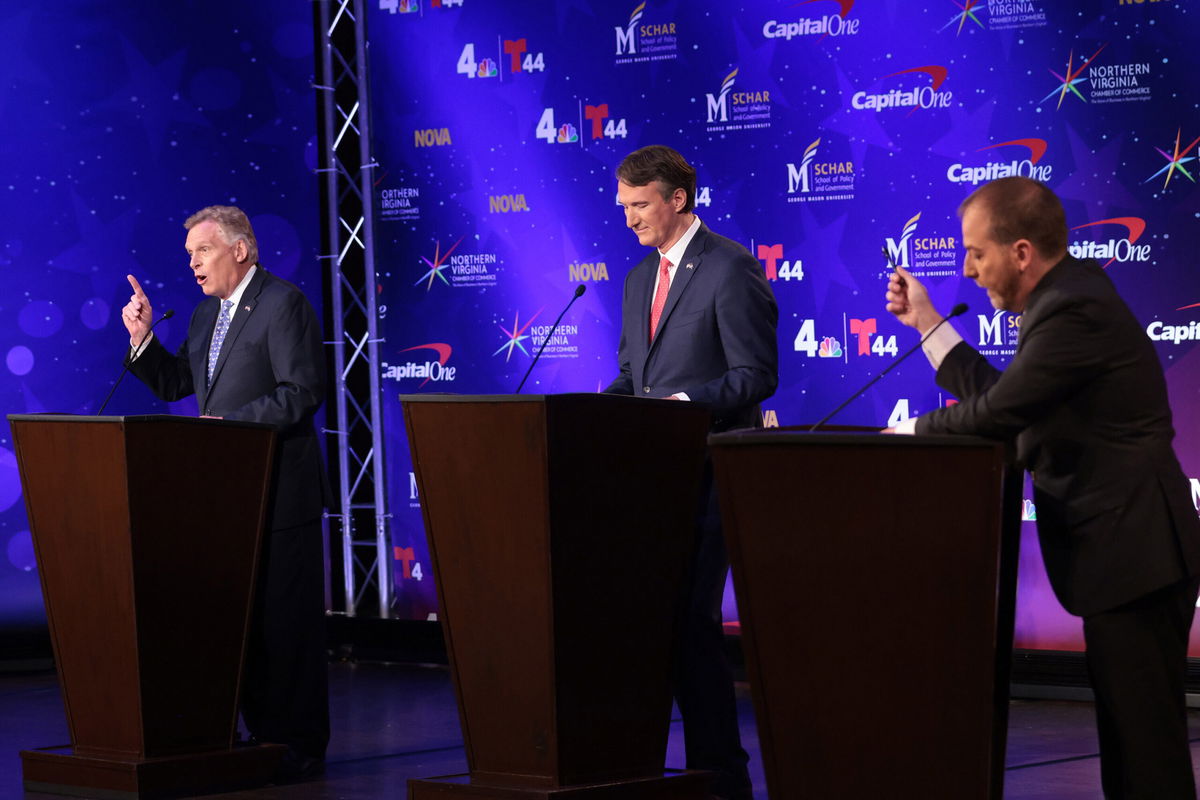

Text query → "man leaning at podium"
[604,145,779,800]
[886,176,1200,799]
[120,205,329,783]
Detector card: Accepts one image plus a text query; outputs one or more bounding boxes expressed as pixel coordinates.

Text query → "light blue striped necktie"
[207,299,234,384]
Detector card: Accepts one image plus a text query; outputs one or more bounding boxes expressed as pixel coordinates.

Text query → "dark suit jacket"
[916,255,1200,616]
[128,267,327,529]
[604,222,779,431]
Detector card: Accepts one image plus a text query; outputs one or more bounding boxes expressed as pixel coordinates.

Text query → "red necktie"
[649,256,671,342]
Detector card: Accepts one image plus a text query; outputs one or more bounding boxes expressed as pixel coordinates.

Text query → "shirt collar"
[223,264,258,311]
[659,215,701,268]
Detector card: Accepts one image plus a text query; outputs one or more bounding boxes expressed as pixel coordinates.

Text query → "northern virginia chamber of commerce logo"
[614,2,678,64]
[941,0,1047,34]
[1041,43,1154,107]
[786,137,856,202]
[416,238,499,290]
[379,185,421,222]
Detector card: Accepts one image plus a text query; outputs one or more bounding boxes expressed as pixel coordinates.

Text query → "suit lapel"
[208,268,267,392]
[647,225,707,357]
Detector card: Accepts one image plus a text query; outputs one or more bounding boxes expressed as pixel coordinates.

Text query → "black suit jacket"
[916,255,1200,616]
[604,223,779,431]
[128,267,327,529]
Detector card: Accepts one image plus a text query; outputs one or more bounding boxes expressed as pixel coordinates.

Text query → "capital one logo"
[852,66,953,114]
[1068,217,1150,268]
[615,2,644,55]
[383,343,456,387]
[706,68,737,123]
[946,138,1053,185]
[884,213,921,268]
[787,139,821,193]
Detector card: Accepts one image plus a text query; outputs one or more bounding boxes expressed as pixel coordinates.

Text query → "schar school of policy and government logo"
[762,0,861,41]
[1068,217,1151,268]
[614,2,678,65]
[946,138,1053,186]
[705,68,772,133]
[883,213,959,278]
[1145,128,1198,190]
[382,343,457,388]
[786,137,856,203]
[415,238,499,290]
[976,309,1020,358]
[851,66,954,114]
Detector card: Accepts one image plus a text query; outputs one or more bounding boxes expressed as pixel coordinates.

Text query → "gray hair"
[184,205,259,265]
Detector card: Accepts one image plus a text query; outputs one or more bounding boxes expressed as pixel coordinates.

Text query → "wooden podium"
[9,414,285,799]
[709,430,1021,799]
[401,394,714,799]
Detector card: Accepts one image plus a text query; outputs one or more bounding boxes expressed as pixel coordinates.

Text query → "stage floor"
[3,660,1199,799]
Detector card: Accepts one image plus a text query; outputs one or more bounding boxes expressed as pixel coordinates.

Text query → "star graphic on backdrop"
[1039,44,1107,109]
[939,0,985,35]
[821,64,894,150]
[1055,124,1138,221]
[928,98,997,161]
[493,309,542,361]
[794,206,859,311]
[551,225,612,327]
[49,192,142,298]
[414,237,463,290]
[1145,128,1199,189]
[96,39,210,160]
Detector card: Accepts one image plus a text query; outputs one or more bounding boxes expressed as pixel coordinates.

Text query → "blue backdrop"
[0,1,323,631]
[367,0,1200,651]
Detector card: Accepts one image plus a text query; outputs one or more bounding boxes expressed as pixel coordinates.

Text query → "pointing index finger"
[126,274,148,300]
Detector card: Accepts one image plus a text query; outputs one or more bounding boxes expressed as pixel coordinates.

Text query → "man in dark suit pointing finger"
[121,205,329,782]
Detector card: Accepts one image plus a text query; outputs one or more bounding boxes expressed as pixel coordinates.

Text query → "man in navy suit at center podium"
[605,145,778,800]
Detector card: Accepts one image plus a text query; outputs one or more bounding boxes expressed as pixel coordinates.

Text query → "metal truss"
[315,0,391,618]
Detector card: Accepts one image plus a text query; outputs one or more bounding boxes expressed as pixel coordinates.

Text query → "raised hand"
[121,274,154,344]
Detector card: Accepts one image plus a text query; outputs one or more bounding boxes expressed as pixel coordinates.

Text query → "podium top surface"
[6,413,272,431]
[399,392,703,410]
[709,427,1006,451]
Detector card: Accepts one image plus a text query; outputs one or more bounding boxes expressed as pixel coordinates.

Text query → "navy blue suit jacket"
[916,255,1200,616]
[605,222,778,431]
[128,267,327,529]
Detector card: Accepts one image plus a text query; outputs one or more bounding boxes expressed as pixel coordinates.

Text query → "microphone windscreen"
[574,284,586,298]
[949,302,968,318]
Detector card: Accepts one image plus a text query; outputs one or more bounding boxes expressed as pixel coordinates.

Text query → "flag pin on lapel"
[243,305,252,313]
[685,261,694,270]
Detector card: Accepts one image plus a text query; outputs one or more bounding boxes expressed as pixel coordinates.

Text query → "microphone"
[808,302,968,432]
[515,285,586,393]
[97,310,175,415]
